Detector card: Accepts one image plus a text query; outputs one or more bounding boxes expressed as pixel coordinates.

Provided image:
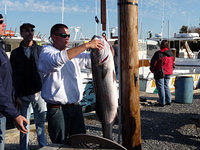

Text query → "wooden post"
[101,0,107,31]
[118,0,141,149]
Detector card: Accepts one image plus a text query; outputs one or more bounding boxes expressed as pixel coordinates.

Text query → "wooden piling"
[101,0,107,31]
[118,0,142,149]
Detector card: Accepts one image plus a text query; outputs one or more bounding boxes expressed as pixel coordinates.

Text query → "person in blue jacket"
[0,14,28,149]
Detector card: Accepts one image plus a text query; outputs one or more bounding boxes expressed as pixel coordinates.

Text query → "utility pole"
[118,0,141,149]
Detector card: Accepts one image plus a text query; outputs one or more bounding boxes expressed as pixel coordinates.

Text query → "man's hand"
[14,115,29,134]
[86,39,104,50]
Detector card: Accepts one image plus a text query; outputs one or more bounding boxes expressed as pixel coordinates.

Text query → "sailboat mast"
[61,0,64,24]
[139,0,143,39]
[107,8,110,39]
[168,20,170,40]
[4,2,7,31]
[95,0,98,35]
[161,0,164,39]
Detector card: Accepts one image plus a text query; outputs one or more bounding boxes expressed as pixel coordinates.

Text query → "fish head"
[90,35,111,66]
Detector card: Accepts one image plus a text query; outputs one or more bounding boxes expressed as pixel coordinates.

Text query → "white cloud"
[139,0,187,20]
[0,0,91,13]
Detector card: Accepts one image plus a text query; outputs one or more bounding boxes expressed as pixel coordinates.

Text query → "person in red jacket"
[150,40,174,107]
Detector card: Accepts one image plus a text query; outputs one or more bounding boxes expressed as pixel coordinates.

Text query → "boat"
[3,31,48,49]
[139,33,200,93]
[65,29,200,112]
[2,29,49,58]
[146,39,159,58]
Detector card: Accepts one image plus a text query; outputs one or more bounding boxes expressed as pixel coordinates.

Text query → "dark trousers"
[47,104,86,144]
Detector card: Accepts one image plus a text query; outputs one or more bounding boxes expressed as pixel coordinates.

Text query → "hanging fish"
[90,35,118,140]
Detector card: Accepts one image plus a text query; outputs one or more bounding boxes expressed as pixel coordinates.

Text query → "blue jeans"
[47,104,86,144]
[155,75,171,105]
[0,117,6,150]
[20,93,47,150]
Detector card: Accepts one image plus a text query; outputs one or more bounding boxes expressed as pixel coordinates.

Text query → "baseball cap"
[0,14,3,19]
[20,23,35,32]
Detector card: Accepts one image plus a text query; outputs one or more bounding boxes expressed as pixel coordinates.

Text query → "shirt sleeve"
[76,52,91,69]
[0,74,19,119]
[150,51,159,72]
[38,45,69,74]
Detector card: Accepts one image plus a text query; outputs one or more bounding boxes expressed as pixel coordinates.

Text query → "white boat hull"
[139,74,200,93]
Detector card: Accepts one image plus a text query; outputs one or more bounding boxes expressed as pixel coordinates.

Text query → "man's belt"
[47,102,79,109]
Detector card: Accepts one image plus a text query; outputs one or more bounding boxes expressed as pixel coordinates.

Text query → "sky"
[0,0,200,41]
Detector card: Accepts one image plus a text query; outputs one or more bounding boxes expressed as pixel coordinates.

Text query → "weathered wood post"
[101,0,107,31]
[118,0,142,149]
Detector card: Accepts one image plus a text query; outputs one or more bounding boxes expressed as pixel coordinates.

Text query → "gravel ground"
[5,90,200,150]
[140,90,200,150]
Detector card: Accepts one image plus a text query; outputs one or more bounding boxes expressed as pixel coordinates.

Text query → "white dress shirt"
[38,44,91,105]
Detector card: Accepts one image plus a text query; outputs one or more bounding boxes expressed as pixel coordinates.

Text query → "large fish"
[90,35,118,140]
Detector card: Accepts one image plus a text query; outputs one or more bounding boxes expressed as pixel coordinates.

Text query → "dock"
[5,90,200,150]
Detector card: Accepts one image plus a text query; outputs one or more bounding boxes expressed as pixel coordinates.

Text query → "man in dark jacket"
[0,14,28,150]
[10,23,47,150]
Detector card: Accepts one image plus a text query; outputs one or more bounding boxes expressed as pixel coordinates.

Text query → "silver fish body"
[91,36,118,140]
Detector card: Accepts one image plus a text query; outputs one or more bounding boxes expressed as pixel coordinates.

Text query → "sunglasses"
[24,29,34,32]
[55,33,70,38]
[0,20,4,24]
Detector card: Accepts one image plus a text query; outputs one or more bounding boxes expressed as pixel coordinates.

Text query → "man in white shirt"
[38,24,104,144]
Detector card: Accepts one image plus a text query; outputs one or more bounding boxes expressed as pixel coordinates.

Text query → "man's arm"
[150,52,159,72]
[67,38,104,60]
[0,77,19,118]
[0,65,29,134]
[76,52,91,69]
[39,39,104,74]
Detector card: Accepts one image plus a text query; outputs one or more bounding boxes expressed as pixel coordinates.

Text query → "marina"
[3,20,200,150]
[1,0,200,149]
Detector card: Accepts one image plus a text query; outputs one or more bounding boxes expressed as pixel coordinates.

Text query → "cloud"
[139,0,186,20]
[0,0,91,13]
